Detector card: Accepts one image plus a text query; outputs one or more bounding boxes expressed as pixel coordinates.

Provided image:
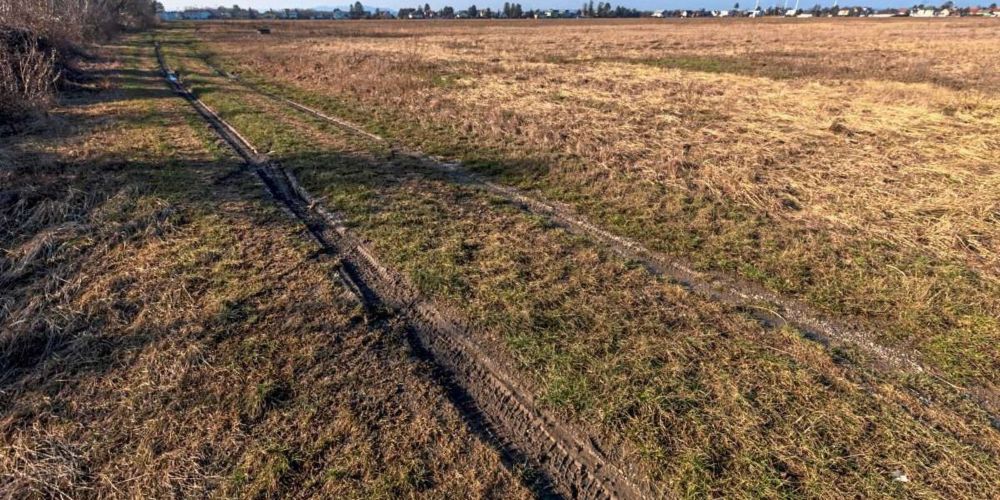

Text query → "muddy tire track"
[195,56,999,423]
[156,42,655,499]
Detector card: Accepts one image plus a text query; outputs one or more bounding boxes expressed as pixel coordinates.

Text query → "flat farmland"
[151,18,1000,496]
[5,16,998,498]
[192,18,1000,386]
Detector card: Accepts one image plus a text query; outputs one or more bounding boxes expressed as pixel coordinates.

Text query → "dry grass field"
[3,18,999,498]
[0,38,530,498]
[144,17,1000,496]
[192,18,1000,391]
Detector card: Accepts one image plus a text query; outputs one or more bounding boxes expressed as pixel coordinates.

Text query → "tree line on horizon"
[167,2,643,19]
[163,1,1000,20]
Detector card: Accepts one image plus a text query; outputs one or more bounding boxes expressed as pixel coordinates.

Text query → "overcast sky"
[159,0,982,12]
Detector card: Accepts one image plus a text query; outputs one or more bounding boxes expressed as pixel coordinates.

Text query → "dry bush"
[1,0,157,45]
[0,0,158,130]
[0,29,59,132]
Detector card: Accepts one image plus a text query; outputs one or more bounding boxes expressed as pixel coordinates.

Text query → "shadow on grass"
[0,154,247,387]
[1,57,563,496]
[625,53,968,89]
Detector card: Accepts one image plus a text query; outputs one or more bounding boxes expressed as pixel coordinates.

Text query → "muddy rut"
[155,43,655,499]
[196,56,1000,423]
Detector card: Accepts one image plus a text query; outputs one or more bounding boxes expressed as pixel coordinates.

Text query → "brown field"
[0,40,530,498]
[192,18,1000,389]
[3,17,999,498]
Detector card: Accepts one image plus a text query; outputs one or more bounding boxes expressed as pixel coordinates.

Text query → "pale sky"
[159,0,981,13]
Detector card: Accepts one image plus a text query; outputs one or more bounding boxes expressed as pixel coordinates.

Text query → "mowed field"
[2,17,999,498]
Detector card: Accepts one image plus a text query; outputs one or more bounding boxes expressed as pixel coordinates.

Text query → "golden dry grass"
[4,21,998,498]
[0,36,530,498]
[191,18,1000,389]
[154,25,1000,496]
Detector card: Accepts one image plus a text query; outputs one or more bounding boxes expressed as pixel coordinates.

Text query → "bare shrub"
[0,29,59,132]
[0,0,158,130]
[1,0,157,45]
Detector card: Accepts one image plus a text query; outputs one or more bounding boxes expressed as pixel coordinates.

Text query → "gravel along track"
[155,42,655,499]
[197,56,999,424]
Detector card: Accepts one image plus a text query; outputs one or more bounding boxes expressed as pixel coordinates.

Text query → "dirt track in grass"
[148,27,1000,495]
[156,41,651,498]
[0,36,532,499]
[194,50,997,424]
[190,19,1000,397]
[8,25,992,497]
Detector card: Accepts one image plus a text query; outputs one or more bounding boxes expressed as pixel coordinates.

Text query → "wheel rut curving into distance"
[195,55,1000,424]
[155,42,655,499]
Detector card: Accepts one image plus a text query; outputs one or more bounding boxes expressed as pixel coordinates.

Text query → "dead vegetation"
[156,28,1000,496]
[191,18,1000,391]
[0,1,158,131]
[0,37,530,498]
[0,29,60,132]
[4,20,999,497]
